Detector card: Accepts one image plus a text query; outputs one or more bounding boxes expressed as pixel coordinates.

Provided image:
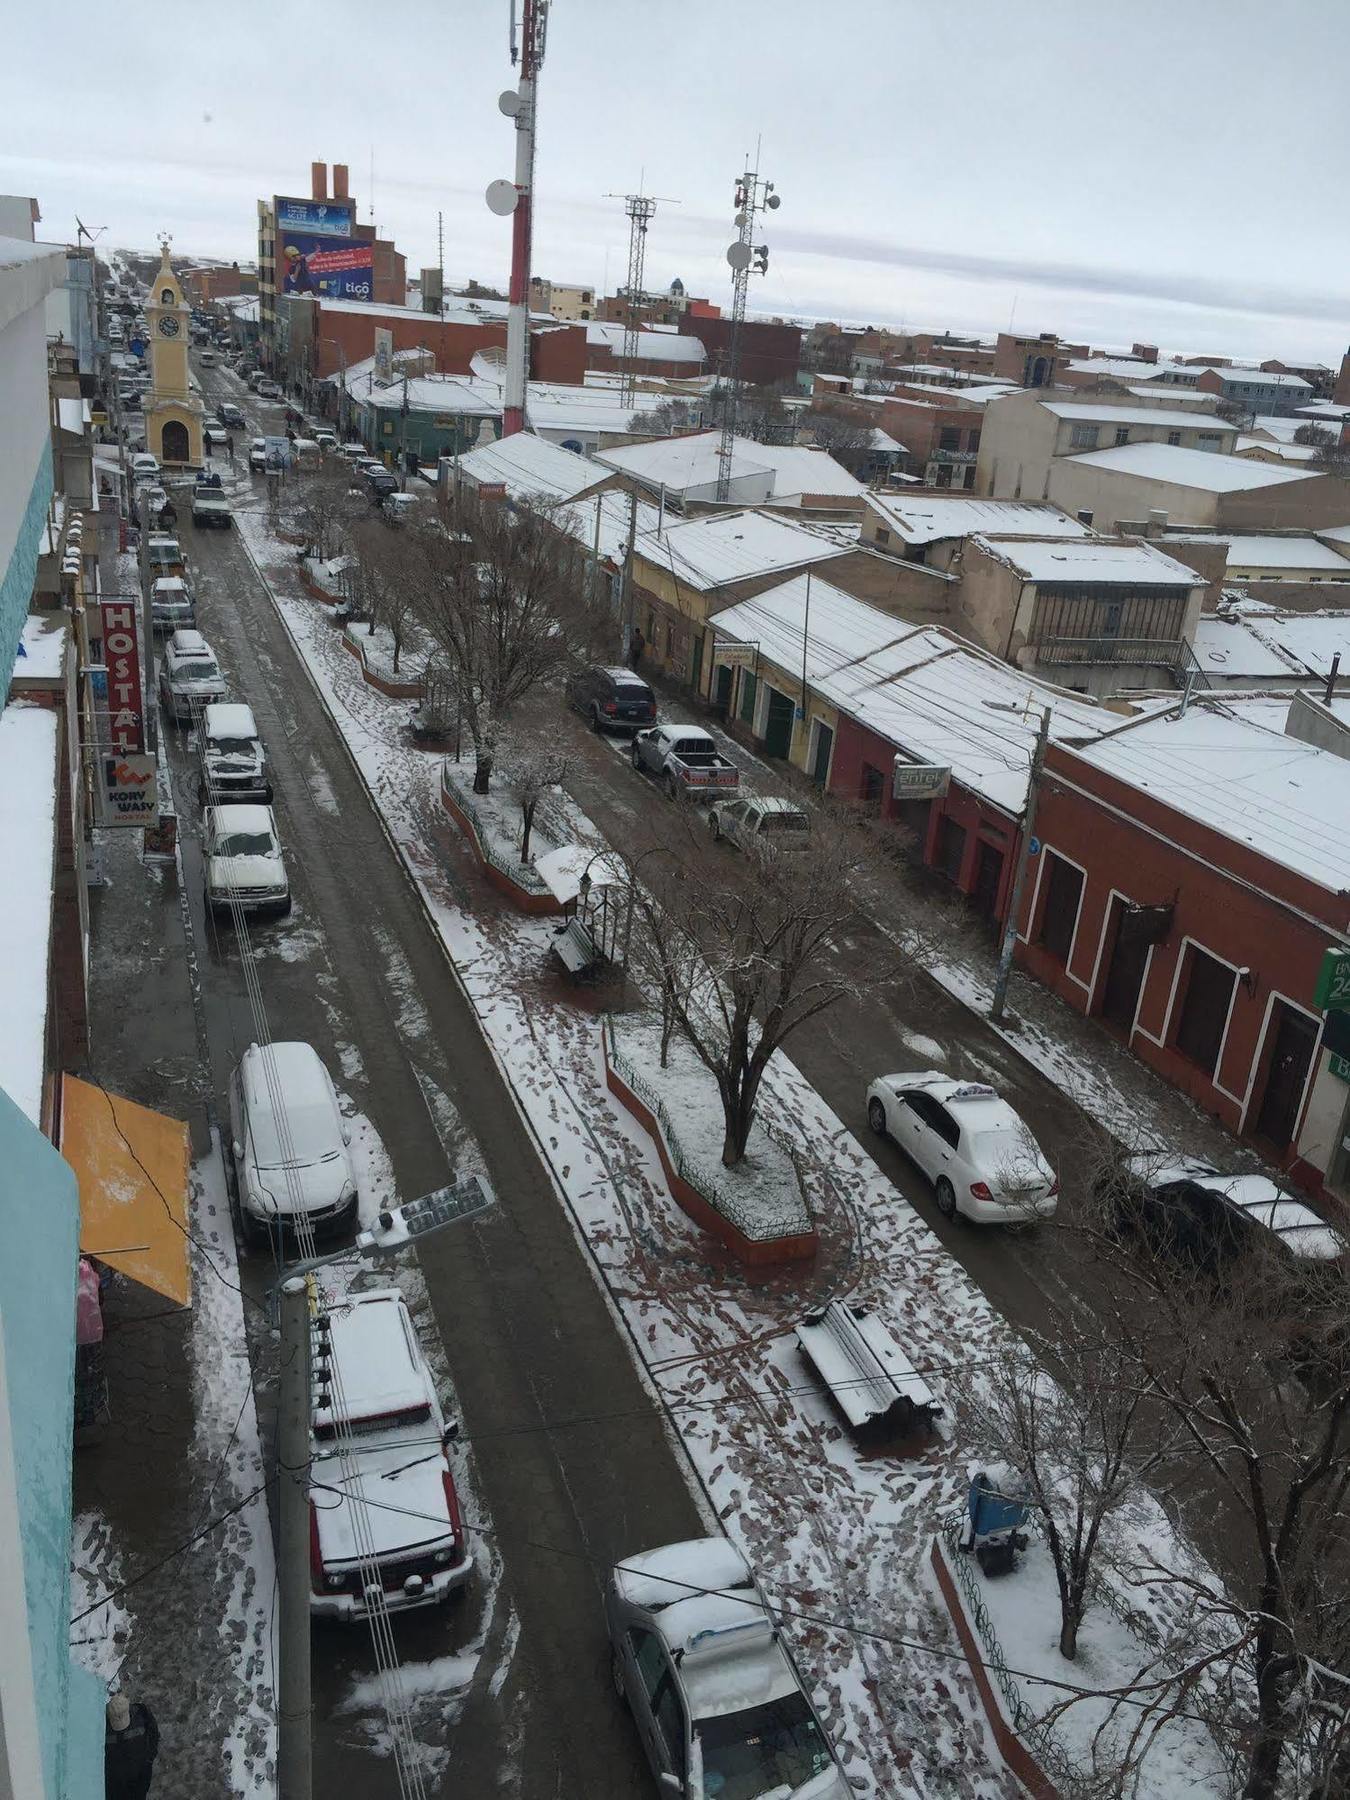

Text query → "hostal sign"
[99,599,144,752]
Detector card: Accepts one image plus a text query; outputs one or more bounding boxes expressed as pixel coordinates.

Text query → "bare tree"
[1311,440,1350,478]
[1293,424,1335,447]
[406,495,595,794]
[625,807,878,1166]
[346,517,422,672]
[286,460,361,561]
[630,397,705,437]
[1215,399,1258,431]
[502,721,571,864]
[808,409,875,474]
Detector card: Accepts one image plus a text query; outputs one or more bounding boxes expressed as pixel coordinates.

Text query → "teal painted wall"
[1,439,53,690]
[0,1084,104,1799]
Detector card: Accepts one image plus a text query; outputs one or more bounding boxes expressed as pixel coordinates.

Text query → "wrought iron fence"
[1032,635,1188,670]
[604,1015,812,1241]
[440,761,553,895]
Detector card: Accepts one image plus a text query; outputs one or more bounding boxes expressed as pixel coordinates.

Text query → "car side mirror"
[341,1127,352,1146]
[442,1417,459,1445]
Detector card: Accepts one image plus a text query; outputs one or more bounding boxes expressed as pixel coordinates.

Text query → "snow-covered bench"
[796,1300,940,1438]
[552,916,600,977]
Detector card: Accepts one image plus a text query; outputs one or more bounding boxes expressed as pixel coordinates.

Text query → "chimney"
[1145,508,1168,538]
[311,161,327,201]
[333,163,349,201]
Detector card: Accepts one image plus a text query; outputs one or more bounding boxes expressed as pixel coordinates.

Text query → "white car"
[158,627,226,721]
[131,451,159,480]
[865,1070,1057,1224]
[248,436,268,472]
[709,794,810,853]
[228,1041,358,1240]
[204,803,290,917]
[308,1289,472,1620]
[201,701,270,803]
[606,1535,849,1800]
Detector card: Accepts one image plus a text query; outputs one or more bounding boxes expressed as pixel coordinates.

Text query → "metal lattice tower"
[606,190,678,409]
[715,163,779,502]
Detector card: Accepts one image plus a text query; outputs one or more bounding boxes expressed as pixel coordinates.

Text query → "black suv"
[366,467,399,500]
[565,664,657,734]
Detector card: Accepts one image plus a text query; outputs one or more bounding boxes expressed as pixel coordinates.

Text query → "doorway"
[1254,1002,1319,1151]
[763,687,795,759]
[810,720,833,786]
[1100,899,1152,1033]
[972,840,1004,923]
[714,663,733,715]
[161,418,190,463]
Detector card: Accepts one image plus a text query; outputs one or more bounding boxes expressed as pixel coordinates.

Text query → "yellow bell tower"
[144,236,203,468]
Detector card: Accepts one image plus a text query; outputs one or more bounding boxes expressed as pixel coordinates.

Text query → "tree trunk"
[473,748,493,795]
[392,629,401,673]
[1057,1604,1080,1661]
[1243,1622,1292,1800]
[520,798,536,863]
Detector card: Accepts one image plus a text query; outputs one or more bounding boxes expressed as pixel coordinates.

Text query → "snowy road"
[174,363,704,1796]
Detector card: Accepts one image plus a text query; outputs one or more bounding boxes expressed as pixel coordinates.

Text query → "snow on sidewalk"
[236,507,1226,1798]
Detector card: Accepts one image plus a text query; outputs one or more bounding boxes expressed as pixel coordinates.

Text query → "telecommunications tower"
[606,190,678,409]
[714,162,780,501]
[487,0,551,437]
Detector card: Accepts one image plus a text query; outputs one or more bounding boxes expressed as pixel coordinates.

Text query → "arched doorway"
[161,419,190,464]
[1025,355,1051,388]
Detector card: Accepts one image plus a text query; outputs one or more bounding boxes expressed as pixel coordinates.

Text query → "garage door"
[764,687,795,759]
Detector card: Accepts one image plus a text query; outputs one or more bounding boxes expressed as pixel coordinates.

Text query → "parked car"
[219,401,246,429]
[246,371,267,392]
[865,1071,1057,1224]
[313,430,338,453]
[200,701,271,803]
[150,575,195,634]
[257,379,282,400]
[248,437,268,472]
[158,627,226,721]
[606,1535,849,1800]
[567,664,657,735]
[308,1288,472,1620]
[199,349,217,366]
[340,442,370,462]
[227,1041,358,1242]
[709,794,810,853]
[382,490,417,522]
[141,484,169,522]
[1098,1154,1348,1283]
[146,534,187,579]
[631,723,740,798]
[204,802,290,917]
[130,451,160,480]
[191,483,232,529]
[365,467,399,500]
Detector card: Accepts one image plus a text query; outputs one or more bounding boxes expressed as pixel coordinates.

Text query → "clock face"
[157,315,181,338]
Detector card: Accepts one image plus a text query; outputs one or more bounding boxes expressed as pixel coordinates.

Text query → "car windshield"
[212,736,257,757]
[697,1692,832,1799]
[215,829,274,857]
[180,659,220,682]
[760,812,808,833]
[251,1096,340,1170]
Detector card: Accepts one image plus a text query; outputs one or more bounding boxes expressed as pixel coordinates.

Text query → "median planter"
[603,1012,817,1265]
[439,757,564,915]
[341,626,426,701]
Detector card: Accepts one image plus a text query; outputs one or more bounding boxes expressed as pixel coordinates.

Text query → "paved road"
[176,360,703,1795]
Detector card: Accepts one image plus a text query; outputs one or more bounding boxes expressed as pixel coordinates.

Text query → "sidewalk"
[69,516,275,1799]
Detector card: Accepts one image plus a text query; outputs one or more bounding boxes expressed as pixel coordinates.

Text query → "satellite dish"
[726,242,752,272]
[733,212,747,229]
[485,179,519,217]
[766,193,782,210]
[499,89,521,117]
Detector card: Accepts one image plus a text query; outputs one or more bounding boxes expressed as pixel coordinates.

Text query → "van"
[228,1042,358,1241]
[158,628,226,721]
[201,701,270,803]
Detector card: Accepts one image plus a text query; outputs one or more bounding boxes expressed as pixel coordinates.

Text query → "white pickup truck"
[630,724,741,799]
[191,483,232,529]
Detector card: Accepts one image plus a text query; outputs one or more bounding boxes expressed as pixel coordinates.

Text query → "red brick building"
[289,298,588,385]
[681,314,802,387]
[1015,695,1350,1201]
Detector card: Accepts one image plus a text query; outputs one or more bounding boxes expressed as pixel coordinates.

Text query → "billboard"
[98,753,158,828]
[99,598,145,753]
[279,234,373,301]
[373,326,394,384]
[276,198,354,239]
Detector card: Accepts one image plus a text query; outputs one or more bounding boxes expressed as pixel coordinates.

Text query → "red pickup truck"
[630,724,741,799]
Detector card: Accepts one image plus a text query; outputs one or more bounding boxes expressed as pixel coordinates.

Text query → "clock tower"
[144,238,203,468]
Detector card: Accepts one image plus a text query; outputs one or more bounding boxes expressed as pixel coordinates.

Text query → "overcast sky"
[4,0,1348,362]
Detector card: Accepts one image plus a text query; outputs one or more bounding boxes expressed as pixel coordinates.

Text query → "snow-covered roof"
[1193,610,1350,681]
[1236,436,1320,463]
[634,509,850,591]
[1042,401,1233,431]
[597,430,865,501]
[0,698,59,1123]
[585,321,705,364]
[1166,533,1350,572]
[1064,442,1316,492]
[16,615,68,681]
[1219,369,1312,390]
[453,431,601,503]
[971,535,1204,587]
[1123,384,1214,405]
[712,579,1114,816]
[866,491,1091,548]
[1070,701,1350,894]
[555,488,662,564]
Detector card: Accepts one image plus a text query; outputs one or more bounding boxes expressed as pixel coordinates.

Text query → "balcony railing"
[1031,635,1189,671]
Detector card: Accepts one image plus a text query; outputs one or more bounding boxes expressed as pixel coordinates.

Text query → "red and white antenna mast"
[487,0,550,437]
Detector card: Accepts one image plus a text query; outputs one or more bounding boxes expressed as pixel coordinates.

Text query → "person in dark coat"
[628,626,645,670]
[105,1694,160,1799]
[225,433,235,467]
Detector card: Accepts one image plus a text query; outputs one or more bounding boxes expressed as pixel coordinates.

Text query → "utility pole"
[399,368,409,490]
[277,1276,312,1800]
[990,707,1051,1023]
[619,487,638,660]
[491,0,550,436]
[715,161,781,502]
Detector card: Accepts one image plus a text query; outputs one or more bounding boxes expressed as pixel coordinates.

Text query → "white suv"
[200,702,270,803]
[158,628,226,721]
[866,1070,1057,1224]
[606,1536,849,1799]
[204,803,290,917]
[309,1290,472,1620]
[228,1041,358,1241]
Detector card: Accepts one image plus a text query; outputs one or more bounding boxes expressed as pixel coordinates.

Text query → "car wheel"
[935,1177,958,1221]
[630,744,642,770]
[610,1651,628,1708]
[867,1097,887,1136]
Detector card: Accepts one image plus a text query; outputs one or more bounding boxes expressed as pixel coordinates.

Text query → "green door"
[764,687,795,759]
[811,720,834,785]
[714,664,733,711]
[738,670,758,725]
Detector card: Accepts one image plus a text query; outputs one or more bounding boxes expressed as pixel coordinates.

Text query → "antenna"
[604,189,680,409]
[369,144,375,222]
[437,209,444,305]
[715,158,780,501]
[489,0,550,435]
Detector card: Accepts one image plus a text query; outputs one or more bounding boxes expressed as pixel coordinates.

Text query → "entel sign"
[99,599,144,752]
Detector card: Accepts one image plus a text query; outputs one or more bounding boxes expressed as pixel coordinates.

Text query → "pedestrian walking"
[105,1694,160,1800]
[202,427,213,458]
[628,625,645,671]
[225,433,235,468]
[161,500,177,533]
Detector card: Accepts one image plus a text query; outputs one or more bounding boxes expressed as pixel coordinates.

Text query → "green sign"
[1314,948,1350,1012]
[1331,1052,1350,1085]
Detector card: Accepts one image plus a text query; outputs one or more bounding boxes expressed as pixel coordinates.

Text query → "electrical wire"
[69,1483,267,1625]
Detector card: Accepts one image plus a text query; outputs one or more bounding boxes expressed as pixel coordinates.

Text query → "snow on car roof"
[205,702,257,738]
[208,802,273,832]
[1190,1175,1346,1260]
[317,1290,426,1423]
[615,1535,752,1612]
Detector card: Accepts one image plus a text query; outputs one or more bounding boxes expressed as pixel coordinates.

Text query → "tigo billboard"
[280,234,373,302]
[276,198,354,239]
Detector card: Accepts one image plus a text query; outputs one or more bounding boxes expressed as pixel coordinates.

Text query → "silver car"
[606,1535,849,1798]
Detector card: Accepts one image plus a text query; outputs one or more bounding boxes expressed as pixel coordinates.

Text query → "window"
[1037,852,1083,964]
[651,1678,687,1782]
[1197,432,1221,447]
[1070,423,1100,450]
[1173,946,1236,1078]
[875,526,891,545]
[1167,430,1182,446]
[860,762,885,807]
[938,427,961,452]
[1114,427,1130,446]
[967,429,982,452]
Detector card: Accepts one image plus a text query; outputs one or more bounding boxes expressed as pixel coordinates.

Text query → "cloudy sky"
[5,0,1348,361]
